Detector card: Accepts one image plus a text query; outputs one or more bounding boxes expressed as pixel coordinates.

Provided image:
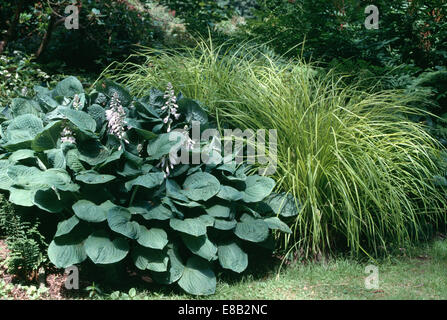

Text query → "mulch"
[0,239,71,300]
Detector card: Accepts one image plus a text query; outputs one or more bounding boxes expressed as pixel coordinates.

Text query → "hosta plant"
[0,76,298,295]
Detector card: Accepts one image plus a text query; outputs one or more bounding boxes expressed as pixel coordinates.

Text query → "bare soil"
[0,239,71,300]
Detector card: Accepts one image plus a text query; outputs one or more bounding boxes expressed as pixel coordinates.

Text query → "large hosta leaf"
[213,219,237,231]
[132,245,168,272]
[166,179,189,202]
[222,165,247,182]
[78,140,110,166]
[205,204,231,218]
[242,175,275,203]
[31,121,64,152]
[42,168,79,192]
[65,148,84,172]
[177,98,208,126]
[178,256,216,296]
[36,92,58,112]
[137,226,168,250]
[262,192,300,217]
[58,107,96,133]
[4,114,43,151]
[7,166,78,192]
[96,79,132,108]
[216,185,243,201]
[48,229,87,268]
[182,235,217,261]
[53,76,84,98]
[234,218,269,243]
[264,217,292,233]
[0,161,13,190]
[88,104,106,129]
[132,202,174,221]
[218,242,248,273]
[132,127,158,140]
[76,170,116,184]
[48,241,87,269]
[8,187,34,207]
[151,245,184,285]
[134,100,160,119]
[97,147,124,168]
[45,168,79,191]
[182,172,220,201]
[124,172,165,191]
[72,200,113,223]
[55,215,80,237]
[8,150,35,163]
[117,162,142,178]
[197,215,214,227]
[45,149,66,169]
[170,218,207,237]
[107,206,140,239]
[84,230,129,264]
[34,188,71,213]
[146,131,185,160]
[6,165,44,188]
[11,98,42,117]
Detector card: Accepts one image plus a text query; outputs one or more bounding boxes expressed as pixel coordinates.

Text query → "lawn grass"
[1,238,446,300]
[93,238,447,300]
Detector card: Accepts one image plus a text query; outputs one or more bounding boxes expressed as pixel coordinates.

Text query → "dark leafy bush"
[243,0,447,68]
[0,50,58,107]
[158,0,238,33]
[41,1,155,71]
[1,1,156,71]
[0,76,297,295]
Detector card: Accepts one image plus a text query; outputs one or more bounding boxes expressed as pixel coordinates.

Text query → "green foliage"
[1,1,156,71]
[0,193,47,276]
[0,76,295,295]
[42,0,155,71]
[0,279,49,300]
[242,0,447,68]
[0,50,60,107]
[139,0,192,47]
[105,40,447,257]
[158,0,237,33]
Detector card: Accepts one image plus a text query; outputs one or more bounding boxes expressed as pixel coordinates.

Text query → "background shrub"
[0,1,190,72]
[0,50,57,107]
[242,0,447,68]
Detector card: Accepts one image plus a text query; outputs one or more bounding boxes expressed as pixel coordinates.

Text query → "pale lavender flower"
[162,82,180,132]
[183,125,196,150]
[137,143,143,156]
[157,152,179,178]
[73,94,81,110]
[156,83,194,178]
[60,127,76,144]
[106,92,129,147]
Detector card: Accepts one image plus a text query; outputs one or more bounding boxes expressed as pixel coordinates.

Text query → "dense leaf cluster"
[0,77,298,295]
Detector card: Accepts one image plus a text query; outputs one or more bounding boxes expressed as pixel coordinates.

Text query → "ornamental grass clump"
[104,40,447,257]
[0,76,298,295]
